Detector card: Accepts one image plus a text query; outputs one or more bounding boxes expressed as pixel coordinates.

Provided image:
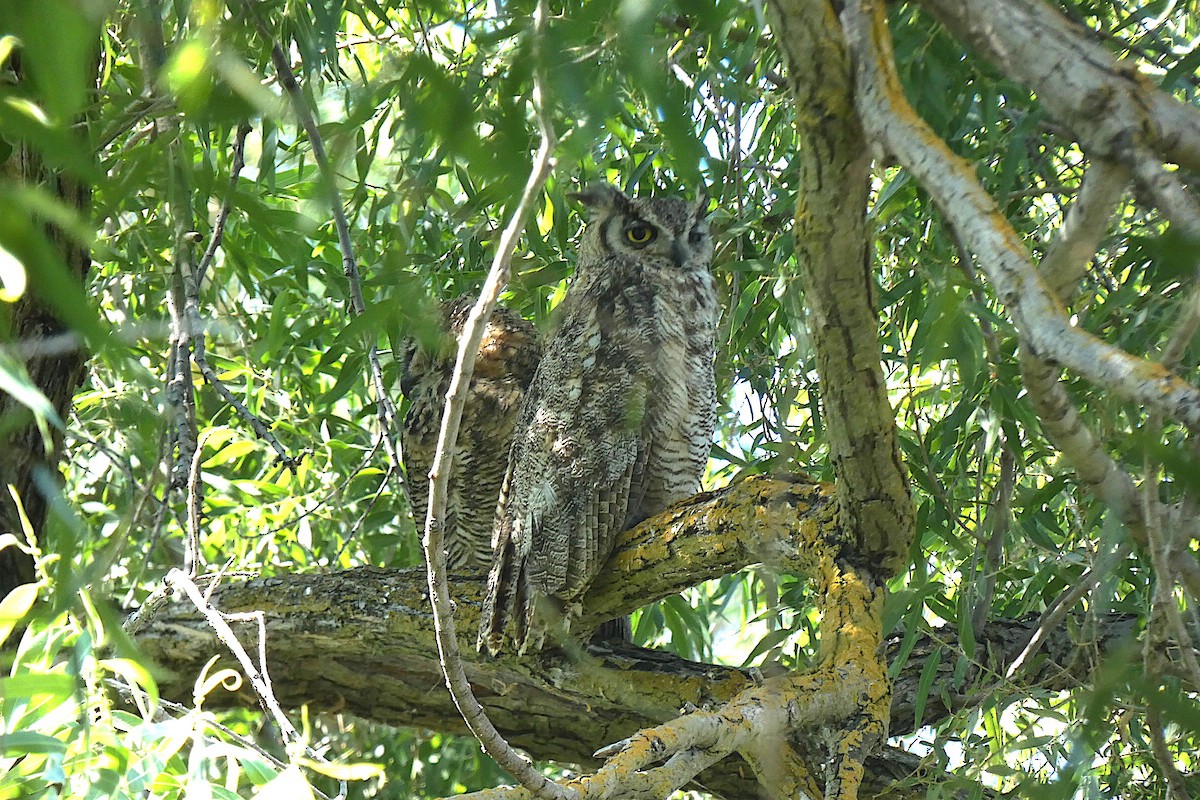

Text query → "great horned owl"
[479,184,718,655]
[399,295,541,572]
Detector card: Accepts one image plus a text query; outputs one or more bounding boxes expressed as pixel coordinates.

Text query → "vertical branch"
[135,0,203,573]
[243,3,406,482]
[768,0,914,577]
[418,3,572,796]
[766,1,912,795]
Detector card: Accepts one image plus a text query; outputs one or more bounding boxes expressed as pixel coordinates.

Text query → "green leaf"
[0,581,39,645]
[0,672,76,705]
[0,731,67,756]
[297,757,384,781]
[913,646,944,730]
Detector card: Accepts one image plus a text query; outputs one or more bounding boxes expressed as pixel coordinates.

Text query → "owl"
[399,295,541,572]
[479,184,718,655]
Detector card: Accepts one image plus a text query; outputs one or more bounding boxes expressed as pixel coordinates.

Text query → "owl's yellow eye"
[624,222,656,245]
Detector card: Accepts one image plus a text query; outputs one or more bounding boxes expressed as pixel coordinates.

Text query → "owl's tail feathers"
[477,535,533,656]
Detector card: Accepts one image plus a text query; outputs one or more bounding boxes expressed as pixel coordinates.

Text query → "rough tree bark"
[129,476,1151,798]
[0,54,95,599]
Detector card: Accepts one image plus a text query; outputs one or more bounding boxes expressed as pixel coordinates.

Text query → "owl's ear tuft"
[567,184,630,215]
[693,191,710,219]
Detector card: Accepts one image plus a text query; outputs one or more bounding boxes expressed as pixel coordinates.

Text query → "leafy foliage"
[1,0,1198,797]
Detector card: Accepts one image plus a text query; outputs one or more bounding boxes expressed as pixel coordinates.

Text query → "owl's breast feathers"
[400,297,540,573]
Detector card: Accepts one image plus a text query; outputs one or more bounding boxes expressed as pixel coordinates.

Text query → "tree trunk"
[0,56,94,599]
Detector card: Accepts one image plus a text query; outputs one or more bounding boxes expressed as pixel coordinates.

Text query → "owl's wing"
[479,309,647,655]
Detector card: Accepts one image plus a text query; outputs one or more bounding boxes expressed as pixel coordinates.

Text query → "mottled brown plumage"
[479,184,718,655]
[400,296,541,572]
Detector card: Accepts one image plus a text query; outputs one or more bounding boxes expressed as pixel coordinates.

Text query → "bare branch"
[1128,151,1200,239]
[916,0,1200,171]
[1040,159,1129,300]
[417,3,569,797]
[165,570,348,797]
[970,446,1014,633]
[134,0,202,568]
[1004,538,1132,679]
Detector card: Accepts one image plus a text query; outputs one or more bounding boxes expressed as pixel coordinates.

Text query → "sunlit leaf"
[252,765,315,800]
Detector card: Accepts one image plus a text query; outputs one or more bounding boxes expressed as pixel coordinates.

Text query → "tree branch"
[916,0,1200,172]
[840,0,1200,432]
[417,1,564,794]
[767,0,915,578]
[128,475,1161,797]
[1039,159,1129,301]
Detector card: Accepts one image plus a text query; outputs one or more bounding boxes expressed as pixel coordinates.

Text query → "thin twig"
[245,5,406,485]
[196,123,252,285]
[166,569,348,799]
[167,569,303,743]
[970,446,1014,633]
[185,432,204,576]
[419,3,571,797]
[1005,539,1131,679]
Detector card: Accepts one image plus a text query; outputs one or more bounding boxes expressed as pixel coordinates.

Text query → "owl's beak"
[671,241,687,267]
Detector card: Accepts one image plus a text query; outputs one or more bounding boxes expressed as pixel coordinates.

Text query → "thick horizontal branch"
[128,475,1146,797]
[584,474,836,625]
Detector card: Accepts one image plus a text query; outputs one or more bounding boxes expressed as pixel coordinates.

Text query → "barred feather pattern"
[479,185,718,655]
[399,296,541,573]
